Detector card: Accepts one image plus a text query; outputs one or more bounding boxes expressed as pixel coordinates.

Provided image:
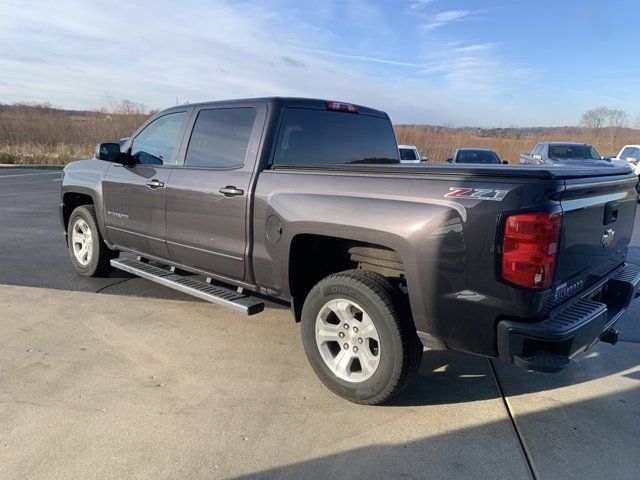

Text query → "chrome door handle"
[219,186,244,197]
[145,179,165,189]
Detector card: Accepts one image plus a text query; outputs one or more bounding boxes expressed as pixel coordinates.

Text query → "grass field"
[1,103,639,165]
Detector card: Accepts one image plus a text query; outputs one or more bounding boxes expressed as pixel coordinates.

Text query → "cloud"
[453,42,501,53]
[296,48,429,68]
[423,10,473,30]
[281,56,305,68]
[0,0,544,126]
[409,0,437,12]
[419,55,533,92]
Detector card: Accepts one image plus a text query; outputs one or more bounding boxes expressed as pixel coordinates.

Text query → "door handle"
[219,186,244,197]
[145,179,165,189]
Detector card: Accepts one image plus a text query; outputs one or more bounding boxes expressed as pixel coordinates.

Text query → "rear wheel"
[68,205,117,277]
[301,270,422,405]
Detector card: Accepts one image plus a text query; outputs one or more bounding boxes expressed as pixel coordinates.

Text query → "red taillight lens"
[326,101,358,113]
[501,212,561,289]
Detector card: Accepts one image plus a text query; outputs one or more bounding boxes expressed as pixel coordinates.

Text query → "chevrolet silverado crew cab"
[61,97,640,405]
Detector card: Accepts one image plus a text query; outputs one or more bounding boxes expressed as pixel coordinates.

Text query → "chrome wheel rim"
[315,299,380,383]
[71,218,93,266]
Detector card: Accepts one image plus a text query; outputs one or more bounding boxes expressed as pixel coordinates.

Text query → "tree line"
[580,106,639,152]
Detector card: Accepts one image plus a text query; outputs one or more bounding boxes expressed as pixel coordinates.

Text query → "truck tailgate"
[553,174,638,300]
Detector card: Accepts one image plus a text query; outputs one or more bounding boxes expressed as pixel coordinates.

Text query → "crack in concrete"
[489,358,538,480]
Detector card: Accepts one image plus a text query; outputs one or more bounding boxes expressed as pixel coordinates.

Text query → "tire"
[67,205,117,277]
[301,269,423,405]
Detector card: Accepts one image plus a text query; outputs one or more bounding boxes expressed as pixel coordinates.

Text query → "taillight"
[326,101,358,113]
[501,212,562,289]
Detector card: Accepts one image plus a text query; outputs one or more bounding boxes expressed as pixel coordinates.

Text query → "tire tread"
[304,269,422,405]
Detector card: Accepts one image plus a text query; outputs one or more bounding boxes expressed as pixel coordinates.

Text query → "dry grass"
[1,103,639,166]
[395,125,640,163]
[0,104,149,165]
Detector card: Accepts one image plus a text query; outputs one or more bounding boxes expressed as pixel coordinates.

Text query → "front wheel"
[301,270,422,405]
[67,205,117,277]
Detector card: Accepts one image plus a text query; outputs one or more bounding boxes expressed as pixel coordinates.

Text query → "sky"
[0,0,638,127]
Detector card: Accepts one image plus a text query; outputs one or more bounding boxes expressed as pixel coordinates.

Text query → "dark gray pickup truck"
[61,97,640,404]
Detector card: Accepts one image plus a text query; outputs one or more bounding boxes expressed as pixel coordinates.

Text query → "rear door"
[102,110,189,258]
[165,102,266,280]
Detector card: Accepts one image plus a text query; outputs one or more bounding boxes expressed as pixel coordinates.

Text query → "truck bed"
[272,162,634,180]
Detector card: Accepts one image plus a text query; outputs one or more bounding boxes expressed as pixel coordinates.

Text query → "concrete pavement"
[493,343,640,480]
[2,167,640,479]
[0,285,532,480]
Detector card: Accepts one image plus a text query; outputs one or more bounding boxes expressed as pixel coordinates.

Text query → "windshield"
[399,148,418,160]
[620,147,640,160]
[455,150,500,164]
[548,144,601,160]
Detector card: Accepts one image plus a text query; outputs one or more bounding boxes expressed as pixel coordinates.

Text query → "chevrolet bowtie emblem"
[601,228,615,248]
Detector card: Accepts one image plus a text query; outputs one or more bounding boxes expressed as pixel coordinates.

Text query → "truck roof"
[456,148,495,152]
[166,97,390,119]
[539,142,593,147]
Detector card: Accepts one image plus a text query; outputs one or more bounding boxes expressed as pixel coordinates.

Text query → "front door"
[165,103,266,280]
[103,110,189,258]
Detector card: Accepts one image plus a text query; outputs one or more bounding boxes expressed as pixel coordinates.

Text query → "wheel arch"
[62,191,95,233]
[287,233,411,324]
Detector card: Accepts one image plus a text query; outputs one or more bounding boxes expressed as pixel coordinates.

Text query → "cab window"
[130,112,187,165]
[184,108,257,168]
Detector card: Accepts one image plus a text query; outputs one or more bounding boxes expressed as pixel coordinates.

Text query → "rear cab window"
[273,108,399,167]
[548,144,601,160]
[456,150,500,164]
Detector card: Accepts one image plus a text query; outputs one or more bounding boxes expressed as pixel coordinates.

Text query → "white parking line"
[0,172,61,179]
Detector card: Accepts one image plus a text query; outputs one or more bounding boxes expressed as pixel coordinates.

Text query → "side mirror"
[94,142,137,166]
[532,154,542,161]
[420,156,429,162]
[627,157,638,165]
[446,158,453,163]
[95,143,121,161]
[502,160,509,165]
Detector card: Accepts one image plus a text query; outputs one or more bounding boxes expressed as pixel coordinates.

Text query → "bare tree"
[580,106,609,129]
[580,106,629,152]
[606,108,628,152]
[101,94,147,115]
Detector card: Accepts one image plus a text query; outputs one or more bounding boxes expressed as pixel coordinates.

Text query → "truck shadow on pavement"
[389,344,640,407]
[231,386,640,480]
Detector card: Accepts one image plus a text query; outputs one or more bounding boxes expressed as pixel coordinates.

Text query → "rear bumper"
[497,263,640,373]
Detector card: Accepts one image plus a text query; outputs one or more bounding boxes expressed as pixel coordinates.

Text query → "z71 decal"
[444,187,508,202]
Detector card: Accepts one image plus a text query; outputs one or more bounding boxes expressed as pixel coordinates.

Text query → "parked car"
[446,148,507,164]
[520,142,611,166]
[61,97,640,405]
[614,144,640,199]
[398,144,428,163]
[614,145,640,174]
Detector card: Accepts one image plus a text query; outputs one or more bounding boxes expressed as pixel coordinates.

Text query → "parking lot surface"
[1,168,639,479]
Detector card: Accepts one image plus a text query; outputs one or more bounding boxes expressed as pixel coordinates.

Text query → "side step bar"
[110,258,265,316]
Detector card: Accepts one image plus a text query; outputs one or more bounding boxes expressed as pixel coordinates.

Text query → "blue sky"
[0,0,638,126]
